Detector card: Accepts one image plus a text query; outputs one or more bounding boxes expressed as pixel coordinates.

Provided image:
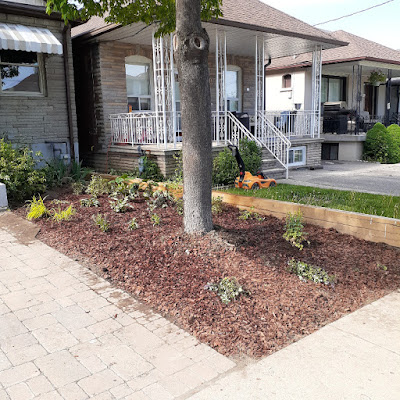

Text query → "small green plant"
[70,160,91,183]
[238,207,264,221]
[86,175,109,197]
[52,205,76,223]
[26,195,49,220]
[71,181,85,195]
[139,156,164,181]
[377,262,388,271]
[211,196,224,214]
[287,259,336,286]
[150,213,161,226]
[128,217,139,230]
[368,69,386,86]
[80,197,100,207]
[109,197,130,213]
[205,277,249,304]
[173,150,183,182]
[283,211,310,250]
[92,213,110,232]
[175,198,184,215]
[43,158,69,187]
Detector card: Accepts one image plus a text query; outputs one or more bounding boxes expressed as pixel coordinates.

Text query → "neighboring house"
[265,30,400,162]
[0,0,79,163]
[71,0,347,178]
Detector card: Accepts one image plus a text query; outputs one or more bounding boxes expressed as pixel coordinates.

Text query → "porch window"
[125,57,151,112]
[288,146,306,166]
[0,50,44,95]
[282,74,292,89]
[226,66,242,112]
[321,76,346,103]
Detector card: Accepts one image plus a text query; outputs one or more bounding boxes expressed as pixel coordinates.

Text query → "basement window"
[288,146,306,166]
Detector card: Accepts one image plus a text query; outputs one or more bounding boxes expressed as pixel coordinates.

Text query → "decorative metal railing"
[262,110,318,138]
[257,111,291,178]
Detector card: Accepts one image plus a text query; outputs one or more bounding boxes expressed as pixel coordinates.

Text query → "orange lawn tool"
[228,145,277,190]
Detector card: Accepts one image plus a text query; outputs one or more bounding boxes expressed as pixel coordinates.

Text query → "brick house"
[265,30,400,162]
[0,0,78,163]
[72,0,347,178]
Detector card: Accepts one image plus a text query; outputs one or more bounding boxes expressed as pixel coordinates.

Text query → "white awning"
[0,23,63,55]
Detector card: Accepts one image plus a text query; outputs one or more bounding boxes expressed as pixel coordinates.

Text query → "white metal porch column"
[311,45,322,138]
[152,32,176,149]
[255,35,265,141]
[215,29,227,144]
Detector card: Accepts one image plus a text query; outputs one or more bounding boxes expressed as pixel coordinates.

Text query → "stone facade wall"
[290,138,323,168]
[0,12,78,161]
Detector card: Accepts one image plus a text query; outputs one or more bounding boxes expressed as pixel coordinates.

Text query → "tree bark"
[175,0,213,233]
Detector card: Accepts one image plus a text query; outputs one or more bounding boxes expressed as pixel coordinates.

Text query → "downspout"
[385,69,392,126]
[263,55,272,110]
[62,24,75,162]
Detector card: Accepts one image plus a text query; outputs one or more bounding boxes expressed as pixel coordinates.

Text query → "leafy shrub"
[150,213,161,226]
[0,139,46,202]
[205,277,249,304]
[92,213,110,232]
[283,211,309,250]
[211,196,224,214]
[43,159,69,187]
[86,175,109,197]
[387,124,400,148]
[139,156,164,181]
[80,197,100,207]
[109,197,130,213]
[363,123,400,164]
[52,205,76,223]
[212,137,262,185]
[71,181,85,195]
[288,259,336,286]
[26,195,49,220]
[128,218,139,230]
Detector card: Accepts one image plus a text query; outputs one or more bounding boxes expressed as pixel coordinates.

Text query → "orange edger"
[228,145,277,190]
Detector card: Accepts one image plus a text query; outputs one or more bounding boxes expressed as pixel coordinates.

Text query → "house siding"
[0,12,78,161]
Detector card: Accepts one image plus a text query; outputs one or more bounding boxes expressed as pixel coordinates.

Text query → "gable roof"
[72,0,344,48]
[268,30,400,70]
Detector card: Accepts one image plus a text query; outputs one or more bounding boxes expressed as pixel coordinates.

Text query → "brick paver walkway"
[0,213,236,399]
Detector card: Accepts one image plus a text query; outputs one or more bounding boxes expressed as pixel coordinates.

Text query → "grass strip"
[222,184,400,219]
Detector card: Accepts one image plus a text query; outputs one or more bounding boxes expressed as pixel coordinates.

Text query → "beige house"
[0,0,78,163]
[265,30,400,162]
[72,0,347,178]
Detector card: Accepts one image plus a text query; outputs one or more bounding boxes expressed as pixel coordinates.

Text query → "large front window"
[226,66,242,112]
[321,76,346,103]
[125,61,151,112]
[0,50,43,95]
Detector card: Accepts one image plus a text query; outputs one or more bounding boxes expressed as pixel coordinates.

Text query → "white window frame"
[125,55,153,112]
[0,50,45,97]
[288,146,306,167]
[226,65,242,112]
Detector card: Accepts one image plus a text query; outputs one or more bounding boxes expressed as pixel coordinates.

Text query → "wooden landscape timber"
[213,191,400,248]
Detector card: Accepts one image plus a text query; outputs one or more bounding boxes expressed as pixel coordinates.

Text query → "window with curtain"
[282,74,292,89]
[321,76,346,103]
[0,50,43,95]
[125,62,151,112]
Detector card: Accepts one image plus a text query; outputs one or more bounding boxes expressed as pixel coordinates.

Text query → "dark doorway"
[322,143,339,160]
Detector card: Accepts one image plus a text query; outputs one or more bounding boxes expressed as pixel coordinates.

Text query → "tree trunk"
[175,0,213,233]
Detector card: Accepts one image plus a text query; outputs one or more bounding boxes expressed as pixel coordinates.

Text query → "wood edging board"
[212,191,400,248]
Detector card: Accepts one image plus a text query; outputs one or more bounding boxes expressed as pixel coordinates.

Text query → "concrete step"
[261,167,287,180]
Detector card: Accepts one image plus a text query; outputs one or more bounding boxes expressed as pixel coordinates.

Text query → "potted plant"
[368,69,386,86]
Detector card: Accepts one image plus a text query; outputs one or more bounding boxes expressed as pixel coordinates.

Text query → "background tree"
[47,0,222,233]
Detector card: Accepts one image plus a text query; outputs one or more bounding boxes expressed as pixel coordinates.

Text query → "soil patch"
[14,192,400,358]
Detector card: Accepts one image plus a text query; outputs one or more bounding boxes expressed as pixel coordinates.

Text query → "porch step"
[261,167,287,180]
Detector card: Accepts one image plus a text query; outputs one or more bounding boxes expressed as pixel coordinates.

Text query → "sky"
[261,0,400,50]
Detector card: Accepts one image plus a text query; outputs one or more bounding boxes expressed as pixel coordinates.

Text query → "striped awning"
[0,23,62,55]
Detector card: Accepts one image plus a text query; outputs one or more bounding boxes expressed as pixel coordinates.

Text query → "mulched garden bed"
[15,191,400,358]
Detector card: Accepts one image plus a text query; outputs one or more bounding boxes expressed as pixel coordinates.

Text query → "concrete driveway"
[280,161,400,196]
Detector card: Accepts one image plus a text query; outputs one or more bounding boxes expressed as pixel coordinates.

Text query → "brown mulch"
[15,192,400,358]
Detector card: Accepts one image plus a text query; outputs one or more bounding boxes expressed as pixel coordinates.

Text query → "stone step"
[261,167,287,180]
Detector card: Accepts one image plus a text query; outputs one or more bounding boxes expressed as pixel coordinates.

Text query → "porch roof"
[267,30,400,72]
[72,0,346,58]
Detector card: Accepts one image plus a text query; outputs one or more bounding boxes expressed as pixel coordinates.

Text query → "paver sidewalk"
[0,213,236,399]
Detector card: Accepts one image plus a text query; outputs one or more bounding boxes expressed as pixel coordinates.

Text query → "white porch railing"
[262,110,318,139]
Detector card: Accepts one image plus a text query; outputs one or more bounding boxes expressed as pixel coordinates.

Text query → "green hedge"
[212,138,262,185]
[363,123,400,164]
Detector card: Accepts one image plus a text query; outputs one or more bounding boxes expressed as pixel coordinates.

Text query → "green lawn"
[222,185,400,219]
